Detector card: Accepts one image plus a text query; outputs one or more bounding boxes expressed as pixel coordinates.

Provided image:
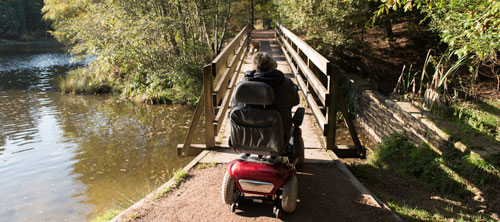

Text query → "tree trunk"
[214,0,219,54]
[251,0,254,29]
[217,0,231,54]
[383,17,393,39]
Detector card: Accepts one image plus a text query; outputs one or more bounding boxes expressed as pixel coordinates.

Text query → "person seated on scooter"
[236,52,300,141]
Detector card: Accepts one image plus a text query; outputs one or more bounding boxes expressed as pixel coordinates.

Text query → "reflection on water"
[0,51,202,221]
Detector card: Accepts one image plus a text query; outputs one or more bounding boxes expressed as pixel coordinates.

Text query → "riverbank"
[0,39,64,52]
[347,134,500,221]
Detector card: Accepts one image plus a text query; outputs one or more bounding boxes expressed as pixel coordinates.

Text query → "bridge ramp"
[202,29,328,164]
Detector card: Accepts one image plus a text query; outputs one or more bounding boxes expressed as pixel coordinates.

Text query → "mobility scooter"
[221,81,305,218]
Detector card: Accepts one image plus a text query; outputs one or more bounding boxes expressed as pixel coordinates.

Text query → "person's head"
[253,52,277,72]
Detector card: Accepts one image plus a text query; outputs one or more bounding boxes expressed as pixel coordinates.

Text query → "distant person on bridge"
[235,52,300,140]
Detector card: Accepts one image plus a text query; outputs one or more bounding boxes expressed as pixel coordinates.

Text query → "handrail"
[212,25,250,106]
[275,22,331,133]
[178,25,250,156]
[276,22,364,157]
[277,24,329,74]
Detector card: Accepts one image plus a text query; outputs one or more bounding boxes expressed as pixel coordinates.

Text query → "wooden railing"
[178,25,251,156]
[275,23,365,158]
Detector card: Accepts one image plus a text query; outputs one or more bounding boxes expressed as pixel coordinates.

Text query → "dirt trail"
[134,164,395,222]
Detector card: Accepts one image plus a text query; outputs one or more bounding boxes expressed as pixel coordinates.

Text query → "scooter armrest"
[292,107,305,126]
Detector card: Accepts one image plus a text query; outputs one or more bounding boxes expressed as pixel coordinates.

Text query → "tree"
[0,0,46,39]
[373,0,500,91]
[43,0,249,103]
[273,0,371,48]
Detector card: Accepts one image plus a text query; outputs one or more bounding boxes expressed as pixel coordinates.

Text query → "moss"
[197,162,217,169]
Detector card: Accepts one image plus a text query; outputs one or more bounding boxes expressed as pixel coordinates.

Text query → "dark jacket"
[240,69,300,140]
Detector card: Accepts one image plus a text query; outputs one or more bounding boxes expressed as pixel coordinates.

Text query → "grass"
[387,201,490,222]
[90,209,123,222]
[427,99,500,149]
[154,169,189,199]
[59,61,203,105]
[367,134,470,197]
[453,99,500,142]
[348,134,500,221]
[197,162,217,169]
[58,67,114,95]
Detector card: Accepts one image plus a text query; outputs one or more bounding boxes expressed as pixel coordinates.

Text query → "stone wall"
[354,89,453,154]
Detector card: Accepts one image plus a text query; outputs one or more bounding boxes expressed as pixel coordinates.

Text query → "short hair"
[253,52,277,72]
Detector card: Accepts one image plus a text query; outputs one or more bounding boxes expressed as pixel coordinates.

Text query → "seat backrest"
[229,81,285,155]
[233,81,274,105]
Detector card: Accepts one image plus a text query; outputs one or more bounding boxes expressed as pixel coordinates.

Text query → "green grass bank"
[348,134,500,221]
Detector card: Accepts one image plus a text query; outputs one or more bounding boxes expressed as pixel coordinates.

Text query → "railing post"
[203,65,216,148]
[326,62,339,150]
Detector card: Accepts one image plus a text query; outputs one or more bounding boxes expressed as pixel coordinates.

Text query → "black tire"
[222,171,239,205]
[281,174,298,213]
[295,136,305,167]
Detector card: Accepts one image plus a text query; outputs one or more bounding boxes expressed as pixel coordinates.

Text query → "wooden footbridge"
[177,24,365,159]
[112,24,401,222]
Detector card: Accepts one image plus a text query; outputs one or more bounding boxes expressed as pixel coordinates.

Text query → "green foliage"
[369,134,467,196]
[197,162,217,169]
[374,0,500,70]
[58,67,114,95]
[90,209,123,222]
[386,201,492,222]
[445,151,500,186]
[370,134,500,199]
[373,0,432,17]
[424,1,500,63]
[44,0,245,104]
[273,0,371,48]
[155,169,189,199]
[453,100,500,142]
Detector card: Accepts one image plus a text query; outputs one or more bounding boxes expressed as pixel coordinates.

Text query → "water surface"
[0,50,200,221]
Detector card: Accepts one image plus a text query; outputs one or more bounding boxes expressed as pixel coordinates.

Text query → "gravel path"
[133,164,396,222]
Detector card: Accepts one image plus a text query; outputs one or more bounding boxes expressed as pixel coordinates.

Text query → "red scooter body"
[228,159,294,196]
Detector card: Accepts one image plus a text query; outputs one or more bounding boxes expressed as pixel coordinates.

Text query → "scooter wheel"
[222,171,239,205]
[281,174,298,213]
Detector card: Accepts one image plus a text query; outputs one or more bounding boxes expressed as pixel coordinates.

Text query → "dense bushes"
[43,0,246,104]
[273,0,371,48]
[274,0,500,99]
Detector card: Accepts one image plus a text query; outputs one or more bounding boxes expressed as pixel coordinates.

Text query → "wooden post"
[326,63,339,150]
[337,93,365,157]
[204,65,216,148]
[179,92,205,156]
